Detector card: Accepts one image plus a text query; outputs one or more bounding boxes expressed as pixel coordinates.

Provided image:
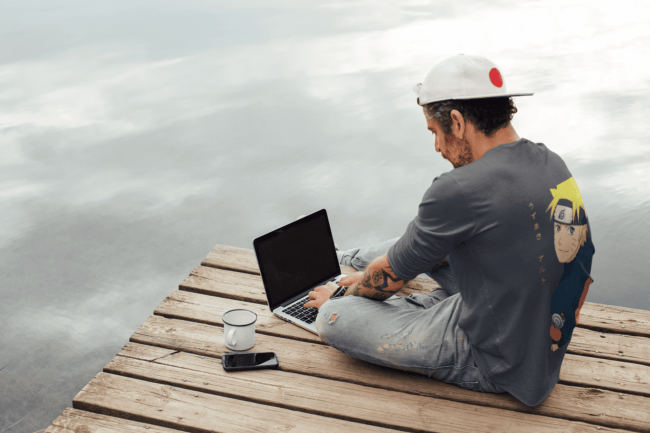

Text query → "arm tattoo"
[345,254,405,301]
[370,269,401,291]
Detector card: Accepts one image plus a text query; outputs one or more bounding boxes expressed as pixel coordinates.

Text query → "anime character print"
[547,177,594,352]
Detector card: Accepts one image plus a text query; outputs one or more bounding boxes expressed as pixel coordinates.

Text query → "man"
[304,54,595,407]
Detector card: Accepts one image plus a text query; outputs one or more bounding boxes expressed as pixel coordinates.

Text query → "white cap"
[415,54,534,105]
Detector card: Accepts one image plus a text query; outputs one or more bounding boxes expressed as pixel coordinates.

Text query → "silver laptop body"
[253,209,346,334]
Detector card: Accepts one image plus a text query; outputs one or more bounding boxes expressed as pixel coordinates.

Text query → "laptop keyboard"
[283,296,319,324]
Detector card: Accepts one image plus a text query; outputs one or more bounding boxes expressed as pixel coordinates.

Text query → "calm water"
[1,1,649,431]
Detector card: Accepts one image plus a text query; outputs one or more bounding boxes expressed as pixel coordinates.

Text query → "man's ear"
[449,109,465,140]
[580,225,588,246]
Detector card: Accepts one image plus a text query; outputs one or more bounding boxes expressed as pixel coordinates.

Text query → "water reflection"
[1,1,649,431]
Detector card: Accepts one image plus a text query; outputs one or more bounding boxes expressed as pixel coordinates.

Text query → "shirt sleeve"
[388,174,476,281]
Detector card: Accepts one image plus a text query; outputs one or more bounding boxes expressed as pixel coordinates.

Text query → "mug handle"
[226,328,237,347]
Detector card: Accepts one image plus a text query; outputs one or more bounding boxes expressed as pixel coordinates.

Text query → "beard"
[445,135,474,168]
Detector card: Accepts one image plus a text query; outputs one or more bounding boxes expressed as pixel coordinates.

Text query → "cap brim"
[418,92,534,106]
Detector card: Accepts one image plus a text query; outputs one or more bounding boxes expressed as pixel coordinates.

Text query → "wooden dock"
[44,244,650,433]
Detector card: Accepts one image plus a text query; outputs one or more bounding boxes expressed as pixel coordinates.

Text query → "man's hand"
[304,281,338,309]
[303,274,364,310]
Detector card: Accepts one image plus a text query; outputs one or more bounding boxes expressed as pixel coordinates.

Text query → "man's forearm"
[344,254,405,301]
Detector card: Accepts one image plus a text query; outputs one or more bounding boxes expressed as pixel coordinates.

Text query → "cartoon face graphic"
[554,222,587,263]
[547,179,589,264]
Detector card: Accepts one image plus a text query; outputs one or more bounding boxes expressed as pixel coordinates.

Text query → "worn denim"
[323,238,506,393]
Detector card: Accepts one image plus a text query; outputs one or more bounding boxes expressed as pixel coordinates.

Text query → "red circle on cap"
[489,68,503,88]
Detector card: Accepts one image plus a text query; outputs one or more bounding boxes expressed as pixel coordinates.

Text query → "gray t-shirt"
[388,138,595,407]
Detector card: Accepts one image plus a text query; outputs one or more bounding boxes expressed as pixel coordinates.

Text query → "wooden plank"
[72,372,395,433]
[578,304,650,338]
[44,407,182,433]
[567,329,650,366]
[561,355,650,397]
[155,290,650,367]
[129,315,650,404]
[181,265,267,304]
[201,244,260,275]
[202,245,650,338]
[105,344,640,433]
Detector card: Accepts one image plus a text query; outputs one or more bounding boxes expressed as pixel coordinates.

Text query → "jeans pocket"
[405,293,436,309]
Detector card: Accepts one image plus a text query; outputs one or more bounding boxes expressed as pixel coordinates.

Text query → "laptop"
[253,209,346,334]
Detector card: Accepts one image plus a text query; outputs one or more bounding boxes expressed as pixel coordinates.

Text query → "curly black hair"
[421,97,518,138]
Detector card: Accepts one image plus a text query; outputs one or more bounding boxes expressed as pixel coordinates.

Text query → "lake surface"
[1,1,649,431]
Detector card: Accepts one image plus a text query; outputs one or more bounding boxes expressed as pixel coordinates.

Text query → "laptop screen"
[253,209,340,309]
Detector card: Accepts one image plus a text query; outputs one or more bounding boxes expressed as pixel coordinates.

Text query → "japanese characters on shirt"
[529,202,546,285]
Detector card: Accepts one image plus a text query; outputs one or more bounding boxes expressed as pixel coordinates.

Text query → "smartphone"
[222,352,279,371]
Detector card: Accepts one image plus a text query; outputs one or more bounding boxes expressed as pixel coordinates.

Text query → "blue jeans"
[318,237,506,394]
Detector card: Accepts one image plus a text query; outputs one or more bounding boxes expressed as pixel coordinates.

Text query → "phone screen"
[223,352,277,368]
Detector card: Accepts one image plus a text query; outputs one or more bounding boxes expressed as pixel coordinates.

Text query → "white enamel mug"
[222,309,258,351]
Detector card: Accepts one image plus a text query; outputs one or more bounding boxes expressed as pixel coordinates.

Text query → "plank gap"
[199,262,260,276]
[557,379,650,400]
[178,283,267,305]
